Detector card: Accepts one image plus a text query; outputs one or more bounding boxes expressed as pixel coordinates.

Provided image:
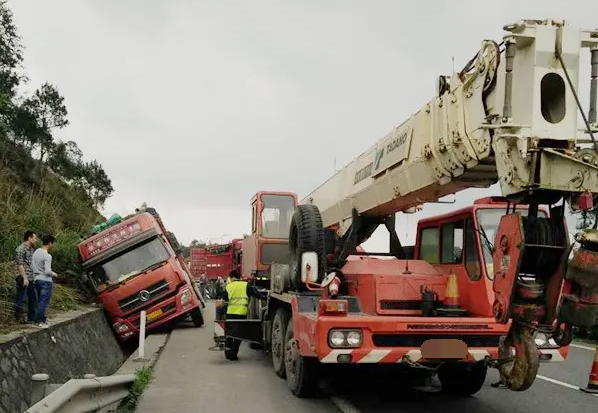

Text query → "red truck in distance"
[78,206,205,342]
[189,239,243,281]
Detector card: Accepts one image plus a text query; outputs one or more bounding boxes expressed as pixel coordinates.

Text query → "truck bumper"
[112,286,201,340]
[309,314,569,365]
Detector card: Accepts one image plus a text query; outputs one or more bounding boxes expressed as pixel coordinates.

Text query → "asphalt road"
[137,302,597,413]
[135,303,340,413]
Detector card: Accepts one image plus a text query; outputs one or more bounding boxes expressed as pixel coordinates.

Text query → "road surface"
[135,303,340,413]
[137,303,597,413]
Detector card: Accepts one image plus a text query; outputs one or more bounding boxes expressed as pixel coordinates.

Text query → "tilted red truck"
[78,205,205,341]
[218,20,598,398]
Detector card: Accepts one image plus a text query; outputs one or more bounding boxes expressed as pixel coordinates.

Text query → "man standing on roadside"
[13,230,38,323]
[31,235,58,329]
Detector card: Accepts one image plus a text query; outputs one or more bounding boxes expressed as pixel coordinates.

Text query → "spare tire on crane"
[288,204,326,291]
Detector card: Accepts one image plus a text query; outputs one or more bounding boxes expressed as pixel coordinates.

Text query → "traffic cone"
[580,345,598,394]
[444,273,461,308]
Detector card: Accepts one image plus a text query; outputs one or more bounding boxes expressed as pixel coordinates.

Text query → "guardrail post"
[30,373,49,405]
[134,310,149,362]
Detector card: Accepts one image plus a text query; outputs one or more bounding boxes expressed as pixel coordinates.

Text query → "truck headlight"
[180,289,191,305]
[328,329,363,348]
[533,331,549,347]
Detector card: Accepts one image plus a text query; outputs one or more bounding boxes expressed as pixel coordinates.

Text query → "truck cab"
[78,209,204,341]
[241,191,298,285]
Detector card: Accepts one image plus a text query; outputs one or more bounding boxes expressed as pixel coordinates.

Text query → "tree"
[22,83,69,162]
[47,140,83,180]
[0,1,24,109]
[575,208,598,230]
[79,160,114,207]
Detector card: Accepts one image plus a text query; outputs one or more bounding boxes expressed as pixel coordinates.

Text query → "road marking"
[536,374,598,397]
[330,396,362,413]
[571,343,596,351]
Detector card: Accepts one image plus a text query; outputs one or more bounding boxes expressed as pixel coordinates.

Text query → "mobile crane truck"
[221,19,598,398]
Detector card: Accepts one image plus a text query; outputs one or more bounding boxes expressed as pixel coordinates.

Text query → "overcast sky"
[10,0,598,249]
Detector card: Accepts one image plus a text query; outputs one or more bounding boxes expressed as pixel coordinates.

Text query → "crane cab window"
[464,217,481,281]
[260,194,295,239]
[419,227,439,264]
[251,202,257,234]
[440,221,464,264]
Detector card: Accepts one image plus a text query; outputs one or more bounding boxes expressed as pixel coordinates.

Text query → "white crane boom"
[300,19,598,237]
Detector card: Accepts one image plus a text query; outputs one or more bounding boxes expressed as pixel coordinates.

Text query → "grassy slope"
[0,138,104,331]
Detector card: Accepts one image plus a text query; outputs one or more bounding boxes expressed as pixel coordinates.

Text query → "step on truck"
[78,204,205,342]
[221,19,598,398]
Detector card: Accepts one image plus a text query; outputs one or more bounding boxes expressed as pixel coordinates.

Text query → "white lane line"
[536,375,598,397]
[330,396,362,413]
[570,343,596,351]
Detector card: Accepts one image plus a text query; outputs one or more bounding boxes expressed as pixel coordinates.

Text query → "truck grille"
[118,279,170,312]
[371,334,501,348]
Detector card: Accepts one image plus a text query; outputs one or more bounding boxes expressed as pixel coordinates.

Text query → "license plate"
[146,309,163,321]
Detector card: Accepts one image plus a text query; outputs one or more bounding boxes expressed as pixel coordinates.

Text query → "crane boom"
[300,19,598,238]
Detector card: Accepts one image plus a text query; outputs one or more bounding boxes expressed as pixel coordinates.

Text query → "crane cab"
[241,191,298,287]
[413,196,551,317]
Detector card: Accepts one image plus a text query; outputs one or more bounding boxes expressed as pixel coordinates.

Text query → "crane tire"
[284,320,321,398]
[288,204,326,291]
[271,308,291,378]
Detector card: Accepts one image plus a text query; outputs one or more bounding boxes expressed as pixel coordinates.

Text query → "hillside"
[0,3,113,331]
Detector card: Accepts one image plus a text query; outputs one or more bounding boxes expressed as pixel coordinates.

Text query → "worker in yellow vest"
[222,270,267,360]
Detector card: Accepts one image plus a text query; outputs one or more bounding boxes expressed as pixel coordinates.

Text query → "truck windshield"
[88,237,171,286]
[476,208,547,279]
[261,194,295,239]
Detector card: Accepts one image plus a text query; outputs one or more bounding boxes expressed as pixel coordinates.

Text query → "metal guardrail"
[24,374,135,413]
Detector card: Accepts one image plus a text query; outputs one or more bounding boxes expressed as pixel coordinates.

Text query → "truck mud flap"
[225,319,264,344]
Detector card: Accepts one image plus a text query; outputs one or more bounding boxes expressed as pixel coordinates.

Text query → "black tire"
[437,362,487,396]
[284,319,320,398]
[189,306,205,327]
[271,308,291,378]
[288,204,326,290]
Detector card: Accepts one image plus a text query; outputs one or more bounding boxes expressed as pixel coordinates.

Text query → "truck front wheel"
[284,320,320,398]
[271,308,291,378]
[437,361,487,396]
[190,306,205,328]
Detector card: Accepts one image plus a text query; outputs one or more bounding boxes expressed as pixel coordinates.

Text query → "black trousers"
[225,313,246,359]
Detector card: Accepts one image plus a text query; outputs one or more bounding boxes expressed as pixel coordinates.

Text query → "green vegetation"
[0,2,112,331]
[117,366,153,413]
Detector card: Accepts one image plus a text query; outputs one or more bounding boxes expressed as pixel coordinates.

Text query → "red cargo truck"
[78,206,205,342]
[189,248,207,279]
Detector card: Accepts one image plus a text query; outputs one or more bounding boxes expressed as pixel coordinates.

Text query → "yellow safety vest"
[226,281,249,315]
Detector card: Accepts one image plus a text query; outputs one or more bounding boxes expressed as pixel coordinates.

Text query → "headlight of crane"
[328,329,363,348]
[533,331,549,347]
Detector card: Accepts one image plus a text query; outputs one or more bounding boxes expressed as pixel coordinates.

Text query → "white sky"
[10,1,598,249]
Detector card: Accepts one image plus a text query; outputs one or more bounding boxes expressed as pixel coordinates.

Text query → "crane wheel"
[288,204,326,291]
[497,325,539,391]
[271,308,291,378]
[284,320,320,398]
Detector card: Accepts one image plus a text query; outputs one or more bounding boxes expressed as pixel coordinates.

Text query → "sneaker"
[35,322,49,329]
